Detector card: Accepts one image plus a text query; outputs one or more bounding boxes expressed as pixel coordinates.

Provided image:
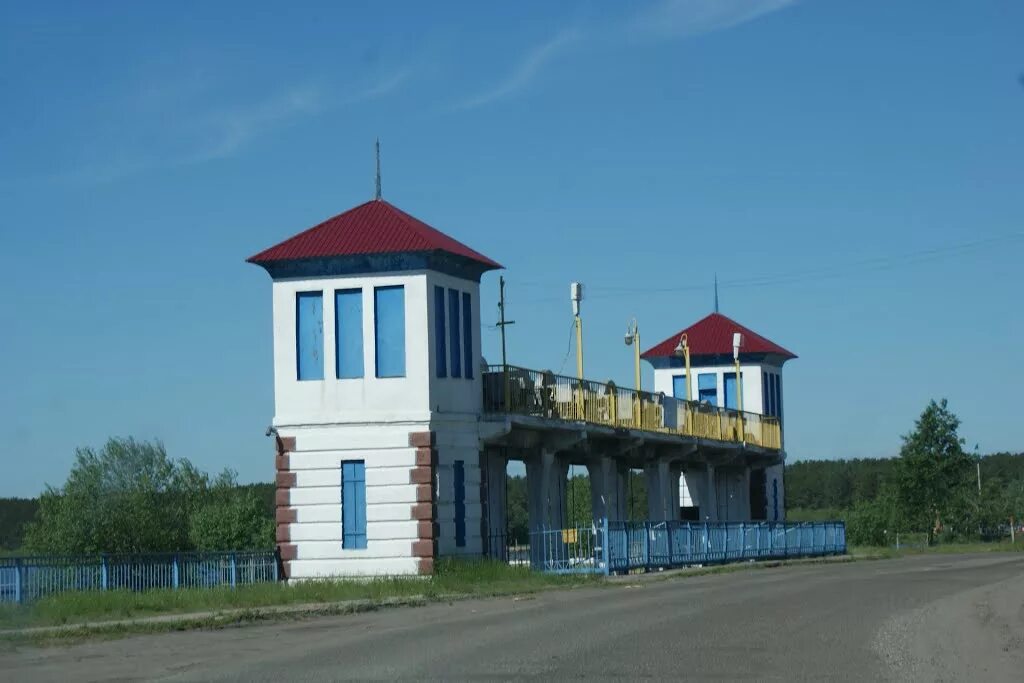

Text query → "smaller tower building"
[642,313,796,521]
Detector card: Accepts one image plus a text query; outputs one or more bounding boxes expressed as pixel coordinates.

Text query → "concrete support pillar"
[705,463,719,521]
[644,460,677,521]
[587,457,627,523]
[526,449,568,532]
[482,450,508,550]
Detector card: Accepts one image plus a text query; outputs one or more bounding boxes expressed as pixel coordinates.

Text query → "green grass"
[849,538,1024,559]
[0,558,601,632]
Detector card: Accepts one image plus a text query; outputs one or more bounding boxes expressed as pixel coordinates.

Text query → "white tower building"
[642,313,796,521]
[248,198,501,578]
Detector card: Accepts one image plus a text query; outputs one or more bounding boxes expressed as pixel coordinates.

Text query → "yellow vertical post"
[575,314,584,381]
[675,334,692,434]
[734,355,744,441]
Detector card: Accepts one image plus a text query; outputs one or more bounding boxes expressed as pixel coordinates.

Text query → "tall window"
[698,373,717,405]
[724,372,743,410]
[434,286,447,378]
[296,291,324,381]
[374,286,405,378]
[448,289,461,378]
[342,460,367,549]
[462,292,473,379]
[774,374,783,420]
[672,374,688,400]
[335,289,363,379]
[454,460,466,547]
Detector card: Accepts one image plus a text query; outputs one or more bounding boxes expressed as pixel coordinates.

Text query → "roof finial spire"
[374,138,382,200]
[714,273,720,313]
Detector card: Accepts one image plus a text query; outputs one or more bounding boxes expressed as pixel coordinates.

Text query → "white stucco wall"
[271,272,431,427]
[652,363,781,416]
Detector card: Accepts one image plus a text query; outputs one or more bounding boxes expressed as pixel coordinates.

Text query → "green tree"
[893,400,974,544]
[189,485,275,551]
[23,438,260,554]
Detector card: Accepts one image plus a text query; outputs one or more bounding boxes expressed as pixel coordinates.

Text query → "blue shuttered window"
[454,460,466,547]
[342,460,367,549]
[448,289,461,378]
[296,292,324,381]
[374,286,405,377]
[672,374,687,399]
[434,286,447,378]
[462,292,473,379]
[698,373,717,405]
[774,374,782,420]
[335,289,363,379]
[724,372,742,410]
[762,371,769,415]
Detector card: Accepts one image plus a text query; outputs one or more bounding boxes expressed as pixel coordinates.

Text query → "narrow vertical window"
[454,460,466,547]
[774,374,783,420]
[462,292,473,379]
[672,374,687,399]
[335,289,363,379]
[296,291,324,381]
[448,289,461,378]
[342,460,367,549]
[724,372,742,410]
[374,286,405,378]
[434,286,447,378]
[698,373,717,405]
[762,371,769,415]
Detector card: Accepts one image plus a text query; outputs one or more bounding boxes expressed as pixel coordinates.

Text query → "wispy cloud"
[628,0,798,40]
[451,0,796,109]
[62,69,411,185]
[453,29,582,110]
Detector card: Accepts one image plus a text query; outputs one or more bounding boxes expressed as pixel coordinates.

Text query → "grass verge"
[0,558,601,635]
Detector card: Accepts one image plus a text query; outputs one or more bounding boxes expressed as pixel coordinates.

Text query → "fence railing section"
[0,550,278,604]
[528,521,846,574]
[483,365,781,450]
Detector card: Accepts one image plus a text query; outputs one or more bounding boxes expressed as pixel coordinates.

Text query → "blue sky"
[2,1,1022,496]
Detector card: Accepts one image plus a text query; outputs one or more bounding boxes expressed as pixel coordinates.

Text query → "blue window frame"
[335,289,363,379]
[774,374,782,419]
[762,371,769,415]
[374,286,405,377]
[698,373,717,405]
[454,460,466,547]
[448,289,461,378]
[672,374,688,400]
[724,372,742,410]
[342,460,367,549]
[434,286,447,378]
[462,292,473,379]
[296,291,324,381]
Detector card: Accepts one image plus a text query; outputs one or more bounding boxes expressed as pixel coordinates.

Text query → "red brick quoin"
[274,435,298,578]
[408,431,437,575]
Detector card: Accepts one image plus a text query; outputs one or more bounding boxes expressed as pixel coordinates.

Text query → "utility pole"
[496,276,514,409]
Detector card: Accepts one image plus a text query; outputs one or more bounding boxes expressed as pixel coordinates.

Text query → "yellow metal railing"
[482,365,781,450]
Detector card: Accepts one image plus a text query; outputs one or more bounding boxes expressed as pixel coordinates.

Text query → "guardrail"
[0,550,278,604]
[482,365,780,449]
[528,521,846,574]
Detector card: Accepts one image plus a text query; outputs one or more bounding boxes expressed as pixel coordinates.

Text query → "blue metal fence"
[529,521,846,574]
[0,551,278,604]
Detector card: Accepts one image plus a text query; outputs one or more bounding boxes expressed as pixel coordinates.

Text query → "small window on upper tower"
[335,289,363,379]
[698,373,717,405]
[374,286,405,378]
[296,291,324,381]
[434,286,447,378]
[448,289,461,378]
[462,292,473,380]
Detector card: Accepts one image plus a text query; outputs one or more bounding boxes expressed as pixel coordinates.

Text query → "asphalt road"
[2,553,1022,681]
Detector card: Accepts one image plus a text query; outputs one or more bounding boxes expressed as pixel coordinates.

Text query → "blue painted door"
[454,460,466,547]
[342,461,367,549]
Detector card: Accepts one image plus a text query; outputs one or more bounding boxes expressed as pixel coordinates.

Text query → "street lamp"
[624,318,641,393]
[733,332,745,441]
[673,333,692,402]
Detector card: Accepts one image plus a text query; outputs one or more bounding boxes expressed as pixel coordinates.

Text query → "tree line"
[1,400,1020,553]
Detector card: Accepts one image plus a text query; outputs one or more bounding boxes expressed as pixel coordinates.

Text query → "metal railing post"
[602,517,610,575]
[14,558,23,605]
[101,554,108,591]
[230,553,237,588]
[172,554,180,589]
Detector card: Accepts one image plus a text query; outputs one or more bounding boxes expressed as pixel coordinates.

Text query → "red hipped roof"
[247,199,502,269]
[642,312,796,360]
